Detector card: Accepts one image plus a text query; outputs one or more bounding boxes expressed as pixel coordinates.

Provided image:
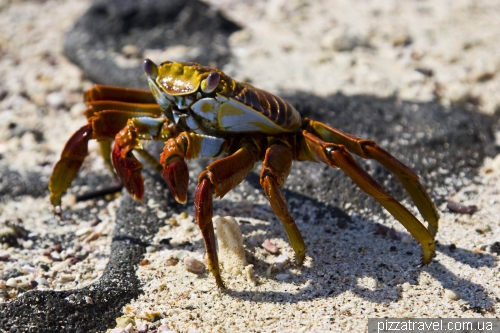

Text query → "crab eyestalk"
[142,58,158,78]
[201,71,220,93]
[143,58,175,123]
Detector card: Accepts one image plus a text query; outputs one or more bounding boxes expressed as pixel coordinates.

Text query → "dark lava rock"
[64,0,240,89]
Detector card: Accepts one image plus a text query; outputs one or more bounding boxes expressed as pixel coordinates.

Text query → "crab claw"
[112,144,144,201]
[162,157,189,204]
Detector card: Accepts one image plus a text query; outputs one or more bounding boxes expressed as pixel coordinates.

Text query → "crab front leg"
[299,131,435,264]
[112,116,173,200]
[306,119,439,236]
[161,134,260,288]
[260,141,306,264]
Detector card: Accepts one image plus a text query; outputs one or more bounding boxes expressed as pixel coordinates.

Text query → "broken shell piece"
[214,216,247,276]
[262,239,279,254]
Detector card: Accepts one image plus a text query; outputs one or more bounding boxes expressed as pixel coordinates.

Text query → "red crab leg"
[260,141,306,264]
[161,134,259,288]
[159,132,226,204]
[112,116,170,200]
[49,84,162,210]
[305,119,439,236]
[197,145,260,288]
[299,131,436,264]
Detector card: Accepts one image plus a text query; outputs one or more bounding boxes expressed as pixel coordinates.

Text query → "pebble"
[262,239,279,254]
[0,280,7,289]
[445,289,459,301]
[401,235,413,244]
[45,92,65,108]
[447,201,478,215]
[22,239,34,249]
[146,246,157,253]
[57,273,76,283]
[276,273,290,281]
[274,254,289,270]
[139,259,150,266]
[35,277,48,286]
[21,264,35,273]
[137,323,149,333]
[110,329,127,333]
[184,257,205,275]
[158,325,176,333]
[490,242,500,255]
[50,251,61,261]
[6,278,17,288]
[116,316,135,328]
[165,257,179,266]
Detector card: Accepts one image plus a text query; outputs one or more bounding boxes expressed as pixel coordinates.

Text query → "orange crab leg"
[260,141,306,264]
[84,84,156,105]
[300,131,435,264]
[306,119,439,236]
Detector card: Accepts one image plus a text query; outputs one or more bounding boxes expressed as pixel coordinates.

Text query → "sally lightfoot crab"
[49,59,440,288]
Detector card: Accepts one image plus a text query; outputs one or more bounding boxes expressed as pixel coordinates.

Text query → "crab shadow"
[216,177,497,311]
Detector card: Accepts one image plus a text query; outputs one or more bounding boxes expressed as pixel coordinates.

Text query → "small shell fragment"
[274,254,289,270]
[262,239,279,254]
[184,257,205,275]
[166,257,179,266]
[215,216,247,276]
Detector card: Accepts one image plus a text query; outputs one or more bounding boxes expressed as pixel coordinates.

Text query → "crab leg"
[49,124,93,208]
[84,84,156,105]
[49,109,156,208]
[260,141,306,264]
[49,108,163,210]
[84,85,161,170]
[300,131,435,264]
[112,116,171,200]
[305,119,439,236]
[161,134,259,288]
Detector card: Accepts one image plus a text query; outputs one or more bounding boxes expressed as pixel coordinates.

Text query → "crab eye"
[201,72,220,93]
[142,58,158,78]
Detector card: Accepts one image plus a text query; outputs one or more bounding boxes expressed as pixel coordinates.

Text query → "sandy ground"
[0,0,499,332]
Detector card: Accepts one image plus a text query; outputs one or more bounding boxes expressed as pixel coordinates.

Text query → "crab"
[49,59,440,288]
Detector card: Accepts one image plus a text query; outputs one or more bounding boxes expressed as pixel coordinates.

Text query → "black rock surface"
[64,0,240,89]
